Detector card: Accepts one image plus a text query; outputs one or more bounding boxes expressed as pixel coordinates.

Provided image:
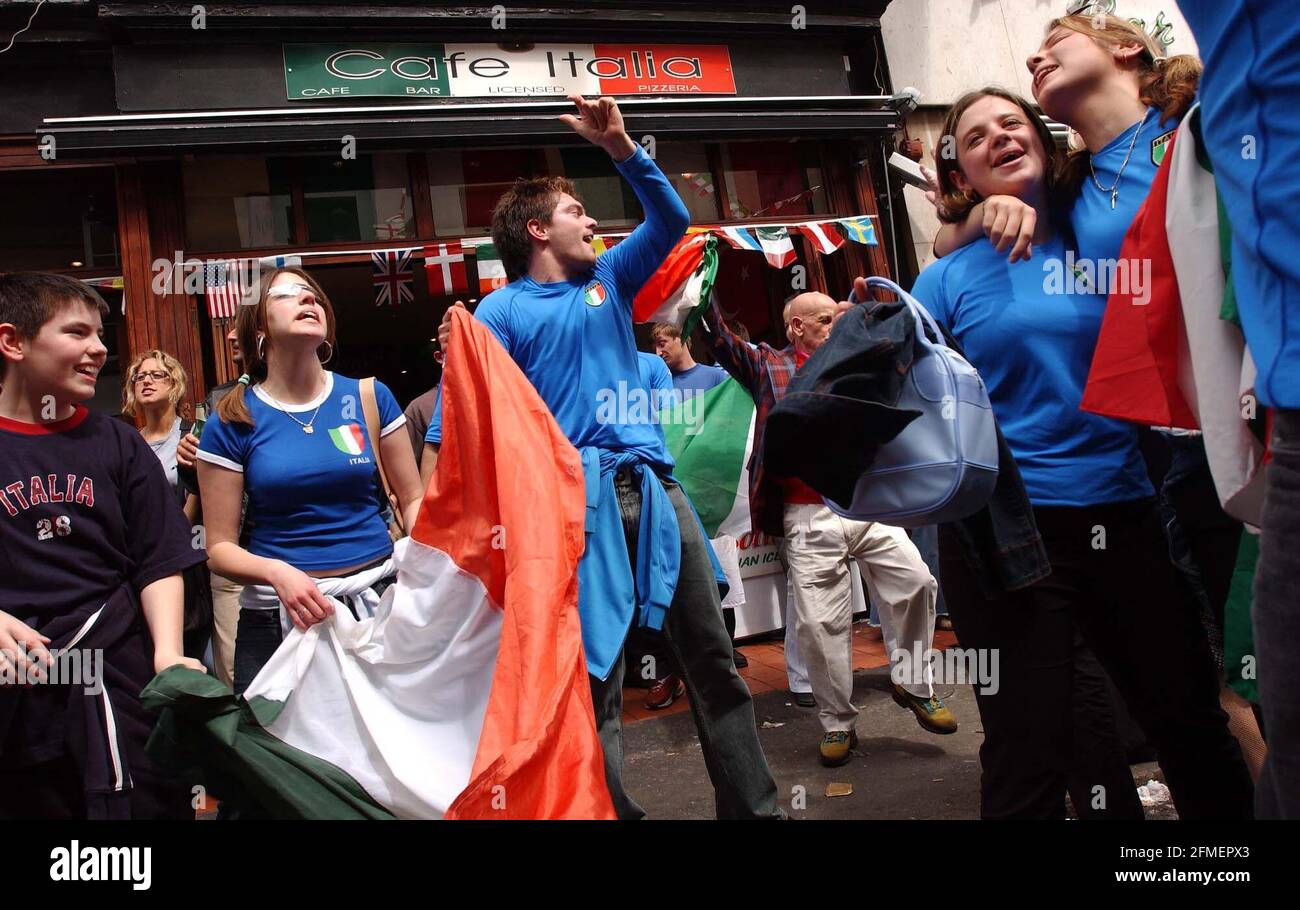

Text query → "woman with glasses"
[195,267,422,701]
[123,351,194,517]
[122,349,210,660]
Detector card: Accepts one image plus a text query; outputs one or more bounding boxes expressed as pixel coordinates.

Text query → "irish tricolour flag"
[328,424,366,455]
[632,233,719,333]
[475,242,509,297]
[143,309,614,820]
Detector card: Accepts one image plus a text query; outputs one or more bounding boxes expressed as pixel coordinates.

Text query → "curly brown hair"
[121,349,188,418]
[489,176,580,283]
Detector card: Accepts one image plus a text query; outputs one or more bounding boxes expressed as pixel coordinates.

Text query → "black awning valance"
[40,96,902,155]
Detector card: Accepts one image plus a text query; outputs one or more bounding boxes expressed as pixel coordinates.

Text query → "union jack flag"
[372,248,415,307]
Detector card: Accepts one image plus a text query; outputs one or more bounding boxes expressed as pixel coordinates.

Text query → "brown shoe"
[646,673,685,710]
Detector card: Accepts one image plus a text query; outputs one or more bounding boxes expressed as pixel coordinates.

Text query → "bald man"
[700,290,954,768]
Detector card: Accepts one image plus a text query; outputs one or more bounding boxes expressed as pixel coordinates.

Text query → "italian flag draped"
[1079,103,1267,525]
[632,233,719,333]
[143,309,614,820]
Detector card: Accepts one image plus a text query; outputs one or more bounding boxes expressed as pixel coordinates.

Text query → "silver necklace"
[278,402,323,434]
[265,381,325,434]
[1090,109,1151,210]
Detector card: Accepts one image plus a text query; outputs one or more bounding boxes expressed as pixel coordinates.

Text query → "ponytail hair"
[215,266,337,427]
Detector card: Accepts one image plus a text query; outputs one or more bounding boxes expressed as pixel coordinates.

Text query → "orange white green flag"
[143,308,614,820]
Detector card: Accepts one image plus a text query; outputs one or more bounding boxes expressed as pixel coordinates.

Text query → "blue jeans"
[232,608,283,696]
[588,469,782,819]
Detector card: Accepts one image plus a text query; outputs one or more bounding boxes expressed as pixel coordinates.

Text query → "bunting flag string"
[372,247,416,307]
[424,240,468,297]
[176,213,879,323]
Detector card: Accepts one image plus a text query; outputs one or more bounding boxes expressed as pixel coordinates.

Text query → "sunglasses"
[267,283,318,302]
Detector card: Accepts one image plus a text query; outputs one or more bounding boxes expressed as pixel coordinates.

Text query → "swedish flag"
[837,217,877,246]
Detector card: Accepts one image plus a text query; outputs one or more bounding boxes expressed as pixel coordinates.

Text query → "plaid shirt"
[700,301,800,538]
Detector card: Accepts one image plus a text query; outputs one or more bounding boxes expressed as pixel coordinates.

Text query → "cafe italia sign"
[283,43,736,99]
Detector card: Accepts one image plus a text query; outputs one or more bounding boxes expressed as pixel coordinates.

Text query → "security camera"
[885,87,922,115]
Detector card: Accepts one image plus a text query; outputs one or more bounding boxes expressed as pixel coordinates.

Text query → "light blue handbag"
[823,277,999,527]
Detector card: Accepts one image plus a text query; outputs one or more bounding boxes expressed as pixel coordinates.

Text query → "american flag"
[373,248,415,306]
[204,259,250,320]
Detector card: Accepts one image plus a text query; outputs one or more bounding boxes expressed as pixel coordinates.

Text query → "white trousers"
[784,571,812,693]
[782,503,937,733]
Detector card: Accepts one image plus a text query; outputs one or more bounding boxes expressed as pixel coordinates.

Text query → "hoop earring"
[256,335,266,361]
[318,341,334,365]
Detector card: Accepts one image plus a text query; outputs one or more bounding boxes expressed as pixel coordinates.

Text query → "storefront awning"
[40,95,903,156]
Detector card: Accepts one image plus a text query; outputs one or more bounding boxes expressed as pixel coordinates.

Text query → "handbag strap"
[359,377,406,536]
[865,275,946,348]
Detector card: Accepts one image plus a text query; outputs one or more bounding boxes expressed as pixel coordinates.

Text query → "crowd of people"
[0,2,1296,821]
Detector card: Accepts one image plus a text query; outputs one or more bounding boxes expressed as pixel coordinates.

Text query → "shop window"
[183,153,415,250]
[297,153,415,244]
[655,143,723,224]
[0,168,119,272]
[709,245,796,349]
[547,146,642,231]
[294,261,441,407]
[427,148,549,236]
[183,156,293,250]
[426,141,718,238]
[719,141,830,219]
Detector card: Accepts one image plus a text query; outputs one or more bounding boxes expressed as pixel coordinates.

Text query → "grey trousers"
[588,469,783,819]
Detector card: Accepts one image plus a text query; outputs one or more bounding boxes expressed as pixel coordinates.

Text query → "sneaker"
[792,691,817,708]
[891,684,958,734]
[819,730,858,767]
[646,673,685,710]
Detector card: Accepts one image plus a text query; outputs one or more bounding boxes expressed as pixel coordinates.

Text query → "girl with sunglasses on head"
[905,86,1252,820]
[196,268,423,698]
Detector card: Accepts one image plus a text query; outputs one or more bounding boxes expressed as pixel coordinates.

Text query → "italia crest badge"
[328,424,367,455]
[1151,129,1176,167]
[583,281,607,308]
